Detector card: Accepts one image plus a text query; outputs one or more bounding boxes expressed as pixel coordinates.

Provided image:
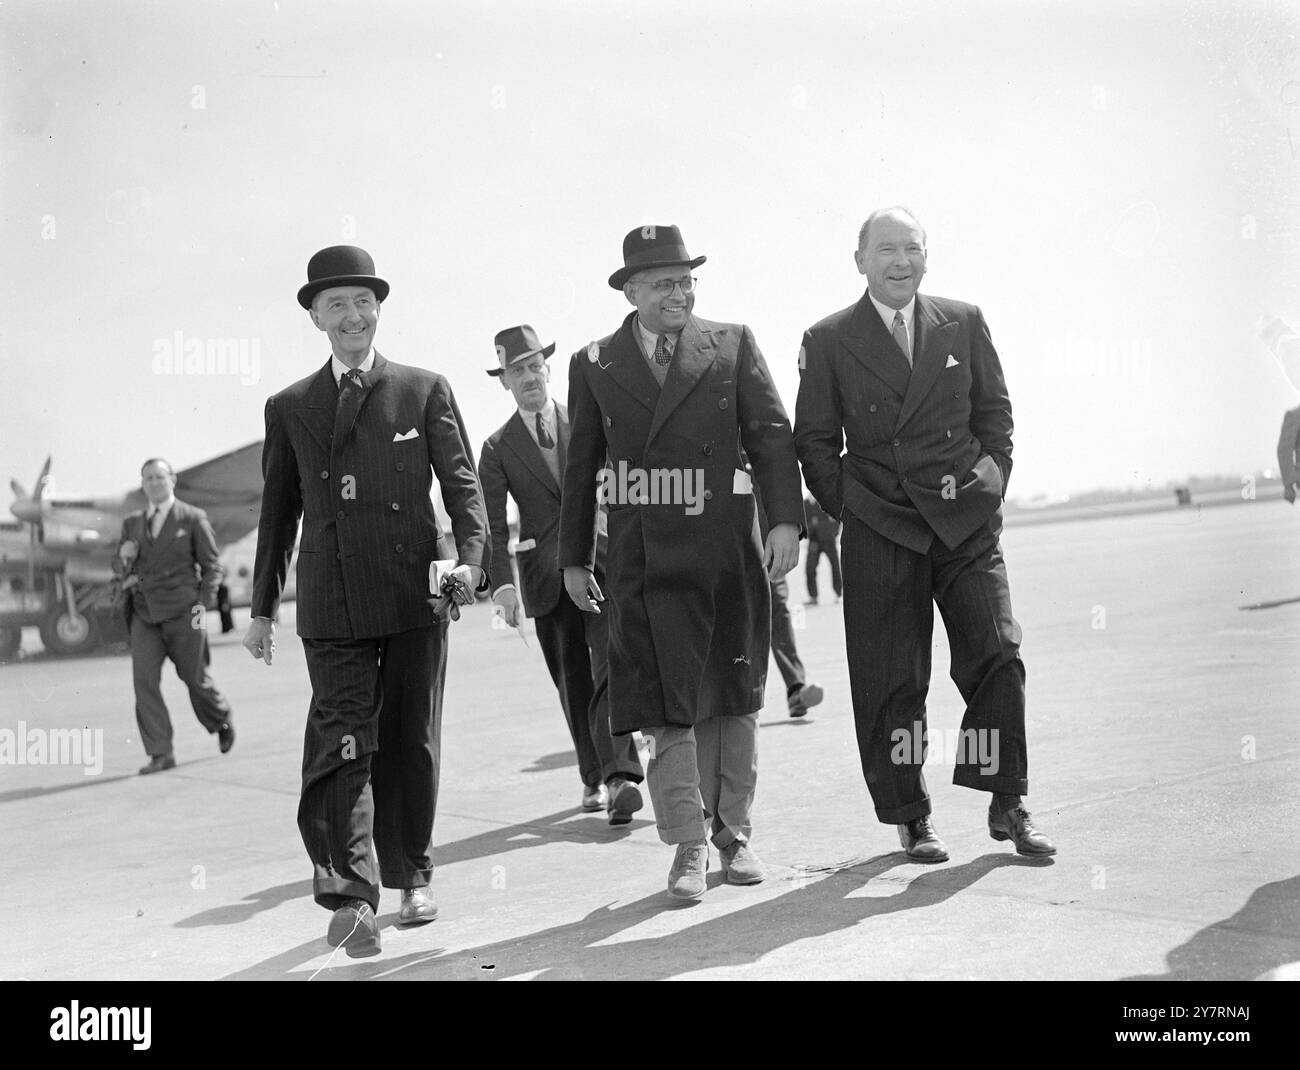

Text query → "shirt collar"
[331,348,376,385]
[148,496,176,517]
[636,317,679,358]
[518,398,556,427]
[868,292,916,334]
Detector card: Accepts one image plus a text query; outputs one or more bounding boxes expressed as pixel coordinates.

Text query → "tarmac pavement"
[2,499,1297,980]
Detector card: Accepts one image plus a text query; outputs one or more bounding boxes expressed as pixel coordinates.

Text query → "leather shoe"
[897,816,949,862]
[397,885,439,925]
[326,899,381,955]
[989,804,1057,856]
[581,783,608,812]
[606,777,643,826]
[719,840,765,884]
[788,682,824,718]
[667,841,709,899]
[138,754,176,775]
[217,723,235,754]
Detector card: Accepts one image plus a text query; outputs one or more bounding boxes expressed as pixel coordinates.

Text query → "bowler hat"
[297,245,390,310]
[486,325,556,377]
[608,225,706,290]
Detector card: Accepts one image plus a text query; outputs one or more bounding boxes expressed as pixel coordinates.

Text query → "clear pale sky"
[3,0,1298,502]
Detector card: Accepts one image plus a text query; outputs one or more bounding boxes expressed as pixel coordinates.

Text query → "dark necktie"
[333,369,366,453]
[535,412,555,450]
[652,334,671,366]
[147,508,161,540]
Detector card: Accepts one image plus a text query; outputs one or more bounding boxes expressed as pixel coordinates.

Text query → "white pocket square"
[393,428,419,442]
[945,355,960,368]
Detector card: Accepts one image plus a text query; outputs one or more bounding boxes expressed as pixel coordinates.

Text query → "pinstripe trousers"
[840,510,1029,824]
[299,625,447,911]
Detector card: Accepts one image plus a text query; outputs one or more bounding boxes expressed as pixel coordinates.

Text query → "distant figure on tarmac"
[117,457,233,776]
[1278,406,1300,503]
[795,206,1055,864]
[803,493,842,605]
[478,323,645,822]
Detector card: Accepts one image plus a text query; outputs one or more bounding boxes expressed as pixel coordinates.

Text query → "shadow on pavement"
[175,880,314,928]
[221,849,1028,980]
[1124,875,1300,980]
[0,772,139,804]
[520,750,578,774]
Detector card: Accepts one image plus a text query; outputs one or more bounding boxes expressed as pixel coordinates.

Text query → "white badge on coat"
[733,469,753,494]
[945,355,960,368]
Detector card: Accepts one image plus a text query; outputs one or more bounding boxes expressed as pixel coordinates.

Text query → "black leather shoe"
[988,804,1056,856]
[788,682,824,718]
[607,777,643,826]
[138,754,176,775]
[326,899,381,955]
[218,723,235,754]
[897,816,949,862]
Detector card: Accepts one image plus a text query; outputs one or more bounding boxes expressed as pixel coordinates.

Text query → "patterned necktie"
[652,334,671,366]
[535,411,555,450]
[892,311,912,366]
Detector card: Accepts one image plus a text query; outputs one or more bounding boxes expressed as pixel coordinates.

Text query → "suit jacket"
[117,499,223,627]
[250,352,489,640]
[478,402,605,619]
[559,312,803,732]
[794,290,1012,554]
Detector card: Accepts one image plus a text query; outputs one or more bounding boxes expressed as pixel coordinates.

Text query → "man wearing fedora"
[478,325,645,821]
[793,207,1055,863]
[559,225,804,899]
[243,245,489,955]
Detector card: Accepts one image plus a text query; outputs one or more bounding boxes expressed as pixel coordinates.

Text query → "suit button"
[703,444,713,456]
[395,543,404,553]
[391,502,400,511]
[892,440,900,447]
[320,470,329,479]
[336,510,345,519]
[396,462,405,472]
[869,404,878,413]
[703,489,713,501]
[718,398,728,410]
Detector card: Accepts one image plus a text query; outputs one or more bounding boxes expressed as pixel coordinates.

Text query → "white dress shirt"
[331,348,376,386]
[868,292,916,360]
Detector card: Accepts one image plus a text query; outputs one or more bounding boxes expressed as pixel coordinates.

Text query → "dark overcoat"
[559,312,802,734]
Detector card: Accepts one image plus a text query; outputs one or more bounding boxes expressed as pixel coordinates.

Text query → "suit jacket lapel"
[602,314,662,416]
[896,295,959,431]
[296,362,339,456]
[502,411,560,499]
[648,317,715,446]
[840,293,912,400]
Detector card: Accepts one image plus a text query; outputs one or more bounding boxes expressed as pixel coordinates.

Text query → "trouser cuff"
[874,798,932,825]
[953,770,1028,795]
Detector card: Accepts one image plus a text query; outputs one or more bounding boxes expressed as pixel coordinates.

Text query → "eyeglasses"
[633,275,697,295]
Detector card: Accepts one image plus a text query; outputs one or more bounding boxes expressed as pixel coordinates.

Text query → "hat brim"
[298,275,390,310]
[486,340,555,376]
[609,255,706,291]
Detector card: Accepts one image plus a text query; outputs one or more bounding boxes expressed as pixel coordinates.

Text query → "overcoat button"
[718,398,728,410]
[320,470,329,479]
[336,552,342,560]
[336,510,345,519]
[869,404,878,413]
[391,502,400,511]
[703,444,713,456]
[892,440,900,447]
[703,489,713,501]
[395,543,404,553]
[396,462,405,472]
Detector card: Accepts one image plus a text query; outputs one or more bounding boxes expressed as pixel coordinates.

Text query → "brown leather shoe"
[897,816,949,862]
[988,804,1057,856]
[326,899,381,955]
[397,885,439,925]
[788,683,824,718]
[138,754,176,775]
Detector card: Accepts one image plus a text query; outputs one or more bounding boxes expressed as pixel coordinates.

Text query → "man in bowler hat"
[478,325,645,821]
[559,225,803,899]
[244,245,489,954]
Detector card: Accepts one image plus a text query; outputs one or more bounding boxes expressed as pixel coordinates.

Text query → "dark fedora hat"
[297,245,390,310]
[608,225,706,290]
[486,324,556,377]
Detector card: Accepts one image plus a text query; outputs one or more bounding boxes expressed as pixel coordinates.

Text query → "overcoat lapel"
[601,315,662,416]
[648,317,715,446]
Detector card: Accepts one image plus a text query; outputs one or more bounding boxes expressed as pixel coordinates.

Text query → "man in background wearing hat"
[559,225,803,900]
[243,245,489,954]
[478,325,645,822]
